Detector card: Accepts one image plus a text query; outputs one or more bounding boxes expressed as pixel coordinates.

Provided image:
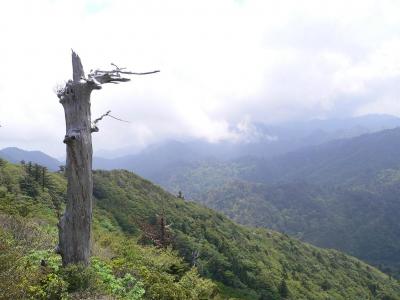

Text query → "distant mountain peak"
[0,147,63,171]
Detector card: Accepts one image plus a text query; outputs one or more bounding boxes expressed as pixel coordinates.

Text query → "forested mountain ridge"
[1,159,400,299]
[237,127,400,186]
[0,147,62,171]
[154,127,400,191]
[150,128,400,278]
[187,177,400,276]
[3,127,400,282]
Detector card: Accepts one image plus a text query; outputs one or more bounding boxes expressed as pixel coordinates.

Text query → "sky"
[1,0,400,157]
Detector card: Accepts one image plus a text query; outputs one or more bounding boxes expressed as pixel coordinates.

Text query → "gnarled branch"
[91,110,130,133]
[88,63,159,85]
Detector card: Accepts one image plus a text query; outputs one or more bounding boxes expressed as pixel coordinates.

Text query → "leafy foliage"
[92,169,400,299]
[0,161,217,299]
[154,128,400,278]
[1,161,400,299]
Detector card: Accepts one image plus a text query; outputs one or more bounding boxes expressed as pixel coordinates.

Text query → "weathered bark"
[56,51,159,266]
[57,52,98,266]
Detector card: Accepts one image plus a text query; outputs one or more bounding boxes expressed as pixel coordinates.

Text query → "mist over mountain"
[93,114,400,173]
[3,114,397,175]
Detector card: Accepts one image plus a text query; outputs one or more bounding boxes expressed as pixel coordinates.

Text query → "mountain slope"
[0,159,218,299]
[1,160,399,299]
[191,178,400,276]
[238,127,400,186]
[152,128,400,278]
[132,126,400,194]
[0,147,62,171]
[93,140,200,179]
[92,169,400,299]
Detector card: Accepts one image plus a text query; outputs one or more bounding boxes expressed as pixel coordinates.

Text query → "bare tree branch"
[92,110,112,125]
[110,62,160,75]
[87,63,159,85]
[107,114,130,123]
[98,70,160,76]
[91,110,130,133]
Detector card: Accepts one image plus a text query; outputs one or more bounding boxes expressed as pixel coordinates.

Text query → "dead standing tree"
[56,50,159,266]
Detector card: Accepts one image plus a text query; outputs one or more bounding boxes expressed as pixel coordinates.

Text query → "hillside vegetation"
[1,159,400,299]
[155,128,400,278]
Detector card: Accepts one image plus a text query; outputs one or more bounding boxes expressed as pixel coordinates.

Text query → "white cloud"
[1,0,400,156]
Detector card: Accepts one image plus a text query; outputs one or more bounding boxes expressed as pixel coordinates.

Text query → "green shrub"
[91,257,145,299]
[28,273,69,300]
[60,263,98,293]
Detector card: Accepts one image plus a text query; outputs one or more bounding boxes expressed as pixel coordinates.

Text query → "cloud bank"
[1,0,400,156]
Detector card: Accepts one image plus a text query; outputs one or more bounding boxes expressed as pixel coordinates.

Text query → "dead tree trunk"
[56,51,158,266]
[57,52,96,266]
